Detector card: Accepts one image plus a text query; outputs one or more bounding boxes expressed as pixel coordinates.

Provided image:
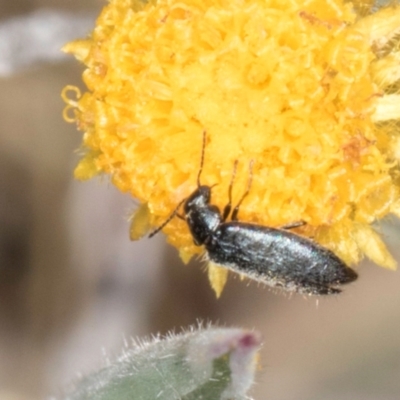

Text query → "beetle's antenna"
[223,160,238,221]
[148,198,187,238]
[197,130,206,187]
[232,160,254,221]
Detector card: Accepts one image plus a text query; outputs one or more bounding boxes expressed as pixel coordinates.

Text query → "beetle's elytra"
[150,132,358,295]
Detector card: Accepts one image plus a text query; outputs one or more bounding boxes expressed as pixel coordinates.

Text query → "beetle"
[150,132,357,295]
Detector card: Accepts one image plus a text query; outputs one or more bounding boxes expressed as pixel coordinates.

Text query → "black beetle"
[150,133,357,295]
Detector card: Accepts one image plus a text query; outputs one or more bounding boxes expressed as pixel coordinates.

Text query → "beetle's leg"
[231,160,254,221]
[280,221,306,230]
[197,130,207,187]
[222,160,238,221]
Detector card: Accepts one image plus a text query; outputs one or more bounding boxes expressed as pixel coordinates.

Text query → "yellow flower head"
[62,0,400,295]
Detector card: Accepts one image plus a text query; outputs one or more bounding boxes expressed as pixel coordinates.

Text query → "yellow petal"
[74,153,100,180]
[208,262,229,298]
[371,51,400,88]
[353,224,396,270]
[179,248,194,265]
[372,94,400,122]
[129,203,151,241]
[62,39,91,62]
[355,5,400,47]
[390,199,400,219]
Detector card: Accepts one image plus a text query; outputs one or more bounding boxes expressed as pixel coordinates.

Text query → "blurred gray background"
[1,1,400,399]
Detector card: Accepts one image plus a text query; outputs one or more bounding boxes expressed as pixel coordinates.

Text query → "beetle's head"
[184,185,222,245]
[184,185,211,213]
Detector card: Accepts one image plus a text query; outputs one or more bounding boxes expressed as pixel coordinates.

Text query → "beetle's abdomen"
[205,222,357,295]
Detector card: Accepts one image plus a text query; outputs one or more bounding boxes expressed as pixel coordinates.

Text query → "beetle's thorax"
[184,186,222,245]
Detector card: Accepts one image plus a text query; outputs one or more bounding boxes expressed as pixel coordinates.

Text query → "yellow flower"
[62,0,400,296]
